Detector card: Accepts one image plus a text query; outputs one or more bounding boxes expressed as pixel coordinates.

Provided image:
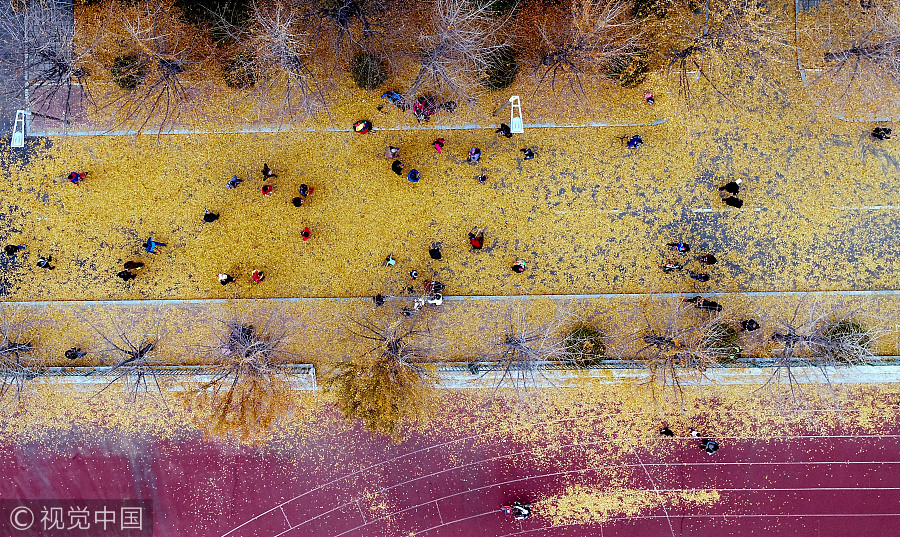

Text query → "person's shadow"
[857,131,899,174]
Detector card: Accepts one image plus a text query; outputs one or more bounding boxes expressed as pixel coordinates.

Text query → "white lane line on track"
[322,464,900,537]
[279,507,291,527]
[356,501,366,524]
[488,514,900,537]
[219,425,900,536]
[832,205,900,210]
[691,207,768,213]
[435,501,444,525]
[217,425,900,536]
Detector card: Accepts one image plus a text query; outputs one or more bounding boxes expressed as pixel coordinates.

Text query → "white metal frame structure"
[509,96,524,133]
[11,110,27,148]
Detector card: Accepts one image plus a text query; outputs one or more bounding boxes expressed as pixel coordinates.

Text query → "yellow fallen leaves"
[538,485,720,526]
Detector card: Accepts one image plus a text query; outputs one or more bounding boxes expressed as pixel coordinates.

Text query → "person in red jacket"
[468,228,485,249]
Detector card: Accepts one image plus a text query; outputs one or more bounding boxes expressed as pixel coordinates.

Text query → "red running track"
[1,425,899,537]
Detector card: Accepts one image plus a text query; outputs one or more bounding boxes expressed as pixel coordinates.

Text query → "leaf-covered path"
[1,114,898,301]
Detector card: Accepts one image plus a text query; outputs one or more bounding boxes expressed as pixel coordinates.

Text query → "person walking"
[698,254,717,265]
[644,91,655,105]
[468,228,485,249]
[36,255,54,270]
[667,242,690,253]
[203,210,220,223]
[409,270,418,280]
[511,258,527,273]
[496,123,512,138]
[64,347,87,360]
[301,227,311,241]
[123,261,143,270]
[476,172,487,184]
[663,263,682,273]
[384,254,396,266]
[226,175,243,189]
[218,273,235,285]
[4,244,25,256]
[433,138,445,154]
[521,148,535,160]
[467,147,481,164]
[373,294,385,307]
[261,184,275,196]
[353,120,372,134]
[67,172,86,185]
[660,425,674,437]
[143,237,166,254]
[689,271,710,282]
[696,299,723,312]
[385,146,400,159]
[690,428,720,455]
[408,169,420,183]
[251,270,265,283]
[429,242,442,260]
[627,135,643,148]
[872,127,893,140]
[117,270,137,281]
[718,178,742,195]
[722,196,743,208]
[292,197,304,207]
[392,160,404,176]
[261,163,278,179]
[740,318,760,332]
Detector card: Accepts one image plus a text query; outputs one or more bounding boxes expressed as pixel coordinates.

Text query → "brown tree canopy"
[325,317,435,441]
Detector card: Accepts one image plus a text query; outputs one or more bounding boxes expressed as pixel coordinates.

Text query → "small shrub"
[605,50,651,88]
[564,325,607,367]
[482,46,518,91]
[350,53,388,90]
[704,323,741,363]
[823,319,870,363]
[222,54,257,89]
[111,54,144,91]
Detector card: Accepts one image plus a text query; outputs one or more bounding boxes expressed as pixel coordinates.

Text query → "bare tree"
[759,301,881,409]
[533,0,644,94]
[664,0,787,104]
[96,1,208,134]
[0,0,97,126]
[407,0,509,101]
[308,0,389,64]
[90,312,167,400]
[216,0,326,121]
[0,307,42,402]
[472,305,575,407]
[194,311,300,443]
[621,297,735,402]
[805,0,900,116]
[325,314,436,441]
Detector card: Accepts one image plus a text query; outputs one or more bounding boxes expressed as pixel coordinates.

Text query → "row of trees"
[0,298,884,442]
[0,0,897,134]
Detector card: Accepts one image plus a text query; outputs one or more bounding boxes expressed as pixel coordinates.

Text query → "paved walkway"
[2,123,899,301]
